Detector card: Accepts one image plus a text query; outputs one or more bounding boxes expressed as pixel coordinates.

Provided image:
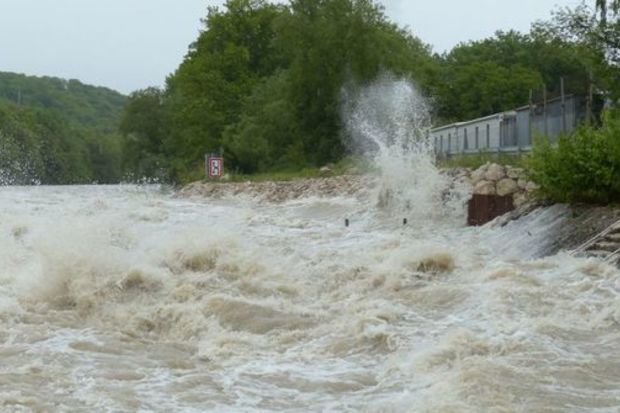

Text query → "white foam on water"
[342,74,468,225]
[1,184,619,412]
[0,79,619,411]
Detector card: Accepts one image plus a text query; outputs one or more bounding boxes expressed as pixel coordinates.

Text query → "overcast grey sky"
[0,0,584,94]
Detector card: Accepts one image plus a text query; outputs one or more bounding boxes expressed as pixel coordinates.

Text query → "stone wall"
[449,162,538,209]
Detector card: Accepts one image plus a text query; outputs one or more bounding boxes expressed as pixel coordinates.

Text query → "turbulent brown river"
[1,183,620,412]
[2,78,620,412]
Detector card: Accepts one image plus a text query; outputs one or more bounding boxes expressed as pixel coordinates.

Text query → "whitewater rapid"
[1,184,619,412]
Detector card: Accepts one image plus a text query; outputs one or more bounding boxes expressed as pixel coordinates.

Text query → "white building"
[430,95,586,156]
[430,113,504,156]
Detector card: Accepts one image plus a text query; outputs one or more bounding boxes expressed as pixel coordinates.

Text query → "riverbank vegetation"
[0,72,126,184]
[1,0,618,190]
[529,110,620,204]
[119,0,618,185]
[526,1,620,204]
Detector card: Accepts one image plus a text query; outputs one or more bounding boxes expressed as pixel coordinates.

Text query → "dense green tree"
[0,72,126,185]
[433,29,601,122]
[274,0,435,166]
[525,2,620,205]
[154,0,436,178]
[119,87,168,179]
[222,71,299,172]
[0,103,115,184]
[0,72,126,133]
[530,109,620,203]
[84,131,123,184]
[164,0,286,180]
[531,4,618,103]
[116,0,616,181]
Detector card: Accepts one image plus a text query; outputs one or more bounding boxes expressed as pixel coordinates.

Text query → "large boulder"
[513,192,529,208]
[526,181,540,192]
[471,167,487,184]
[506,167,525,180]
[474,180,496,195]
[456,175,473,188]
[484,163,505,181]
[496,178,519,196]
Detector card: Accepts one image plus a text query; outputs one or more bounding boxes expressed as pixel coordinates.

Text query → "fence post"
[543,84,548,137]
[586,69,593,125]
[561,77,567,133]
[528,89,533,146]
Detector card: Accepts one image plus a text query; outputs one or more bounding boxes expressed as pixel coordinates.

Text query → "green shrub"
[529,110,620,204]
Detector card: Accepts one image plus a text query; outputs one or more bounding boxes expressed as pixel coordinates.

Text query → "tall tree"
[119,87,168,179]
[259,0,435,167]
[156,0,435,178]
[433,30,592,122]
[164,0,286,180]
[596,0,620,24]
[532,4,618,102]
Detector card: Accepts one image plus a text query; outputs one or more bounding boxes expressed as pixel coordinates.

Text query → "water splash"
[342,74,466,220]
[0,132,41,185]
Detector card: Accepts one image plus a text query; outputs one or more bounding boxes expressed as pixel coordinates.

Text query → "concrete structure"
[573,219,620,267]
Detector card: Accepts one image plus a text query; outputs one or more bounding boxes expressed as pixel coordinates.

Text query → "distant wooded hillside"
[0,72,126,184]
[0,71,126,133]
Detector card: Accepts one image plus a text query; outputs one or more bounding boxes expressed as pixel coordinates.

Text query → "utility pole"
[17,88,22,105]
[528,89,533,145]
[586,69,594,125]
[543,84,548,137]
[561,77,566,133]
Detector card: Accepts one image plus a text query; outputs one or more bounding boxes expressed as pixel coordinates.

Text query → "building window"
[486,124,490,148]
[475,126,479,149]
[448,133,452,152]
[464,128,469,150]
[440,135,443,151]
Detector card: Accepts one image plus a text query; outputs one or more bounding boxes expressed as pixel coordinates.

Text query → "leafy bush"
[529,110,620,204]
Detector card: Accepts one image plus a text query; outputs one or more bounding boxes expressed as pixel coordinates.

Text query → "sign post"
[206,154,224,179]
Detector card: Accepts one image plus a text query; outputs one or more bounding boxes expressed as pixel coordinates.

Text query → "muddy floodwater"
[3,78,620,412]
[1,183,620,412]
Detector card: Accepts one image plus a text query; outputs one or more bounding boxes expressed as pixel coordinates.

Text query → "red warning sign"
[207,156,223,178]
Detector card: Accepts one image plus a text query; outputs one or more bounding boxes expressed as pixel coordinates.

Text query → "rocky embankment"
[178,166,620,261]
[449,162,539,208]
[179,163,540,207]
[178,174,376,202]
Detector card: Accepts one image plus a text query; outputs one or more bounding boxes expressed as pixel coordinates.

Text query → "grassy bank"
[437,152,529,170]
[192,157,369,184]
[185,151,531,185]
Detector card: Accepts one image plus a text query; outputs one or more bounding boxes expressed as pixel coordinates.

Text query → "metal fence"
[431,95,587,156]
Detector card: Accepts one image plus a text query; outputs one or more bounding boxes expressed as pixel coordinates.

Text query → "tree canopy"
[0,72,126,133]
[0,72,126,184]
[118,0,615,183]
[2,0,615,185]
[121,0,438,180]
